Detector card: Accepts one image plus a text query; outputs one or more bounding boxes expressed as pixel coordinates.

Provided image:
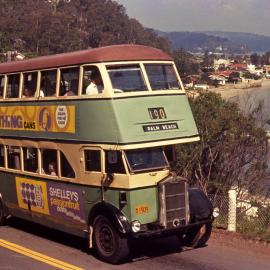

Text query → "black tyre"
[181,222,212,248]
[93,215,129,264]
[0,200,7,225]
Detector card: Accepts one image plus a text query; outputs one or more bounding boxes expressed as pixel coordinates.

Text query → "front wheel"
[180,223,212,248]
[93,215,130,264]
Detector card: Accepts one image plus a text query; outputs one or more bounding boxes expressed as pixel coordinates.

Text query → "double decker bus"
[0,45,213,263]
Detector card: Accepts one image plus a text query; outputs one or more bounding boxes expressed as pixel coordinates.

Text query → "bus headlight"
[131,220,141,233]
[213,207,219,218]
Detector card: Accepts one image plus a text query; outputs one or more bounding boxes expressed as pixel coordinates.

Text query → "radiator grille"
[159,177,188,229]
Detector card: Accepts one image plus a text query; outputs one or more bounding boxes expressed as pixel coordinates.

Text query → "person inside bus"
[22,87,34,98]
[48,161,57,176]
[64,79,77,96]
[86,69,104,95]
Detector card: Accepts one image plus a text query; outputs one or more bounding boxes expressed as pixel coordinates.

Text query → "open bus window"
[125,147,169,172]
[0,145,5,167]
[85,150,101,172]
[7,146,21,170]
[41,149,58,176]
[105,151,125,174]
[23,147,38,173]
[107,65,147,93]
[22,72,38,98]
[59,67,79,96]
[6,74,20,98]
[39,70,57,97]
[144,64,181,90]
[0,76,4,98]
[60,152,75,178]
[82,66,104,95]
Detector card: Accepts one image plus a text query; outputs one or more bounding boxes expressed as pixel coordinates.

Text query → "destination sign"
[143,122,179,132]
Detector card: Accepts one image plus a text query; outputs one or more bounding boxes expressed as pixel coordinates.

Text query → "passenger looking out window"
[41,149,58,176]
[60,67,79,96]
[22,72,37,98]
[83,66,104,95]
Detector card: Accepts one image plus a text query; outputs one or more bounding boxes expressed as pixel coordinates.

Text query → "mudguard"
[88,201,131,234]
[188,188,213,222]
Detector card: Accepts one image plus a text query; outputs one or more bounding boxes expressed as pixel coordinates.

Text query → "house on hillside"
[214,59,231,71]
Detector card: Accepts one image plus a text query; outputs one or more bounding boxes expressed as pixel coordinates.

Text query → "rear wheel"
[93,215,129,264]
[180,223,212,248]
[0,200,7,225]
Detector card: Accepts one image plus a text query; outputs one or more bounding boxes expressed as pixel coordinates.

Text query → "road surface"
[0,218,269,270]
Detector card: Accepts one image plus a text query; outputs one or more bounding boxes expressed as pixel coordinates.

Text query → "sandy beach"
[210,79,270,100]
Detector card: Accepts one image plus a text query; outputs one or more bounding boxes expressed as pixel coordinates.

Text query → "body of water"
[214,80,270,131]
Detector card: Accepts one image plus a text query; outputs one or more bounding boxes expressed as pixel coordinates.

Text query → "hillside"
[158,30,270,53]
[201,31,270,52]
[0,0,170,59]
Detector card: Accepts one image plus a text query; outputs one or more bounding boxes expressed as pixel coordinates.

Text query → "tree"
[173,49,200,76]
[174,91,269,198]
[0,0,170,59]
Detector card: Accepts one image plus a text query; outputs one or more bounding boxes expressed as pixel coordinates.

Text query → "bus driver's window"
[105,151,125,174]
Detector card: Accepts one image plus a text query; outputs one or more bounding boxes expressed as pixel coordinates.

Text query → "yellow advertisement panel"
[0,105,75,133]
[16,177,50,215]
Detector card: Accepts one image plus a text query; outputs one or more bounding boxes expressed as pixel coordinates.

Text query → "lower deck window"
[23,147,38,173]
[0,145,4,167]
[7,146,21,170]
[85,150,101,172]
[41,149,58,176]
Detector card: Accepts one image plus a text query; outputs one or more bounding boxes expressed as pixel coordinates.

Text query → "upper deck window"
[144,64,181,90]
[107,65,147,93]
[22,72,38,98]
[0,76,4,98]
[6,74,20,98]
[125,147,169,173]
[40,70,57,97]
[82,66,104,95]
[60,67,79,96]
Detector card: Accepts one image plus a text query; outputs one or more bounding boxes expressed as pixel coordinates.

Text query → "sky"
[115,0,270,36]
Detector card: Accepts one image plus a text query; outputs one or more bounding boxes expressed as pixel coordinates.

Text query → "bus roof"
[0,45,172,74]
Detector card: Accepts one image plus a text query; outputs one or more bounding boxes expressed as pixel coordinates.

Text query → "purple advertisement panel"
[47,182,86,224]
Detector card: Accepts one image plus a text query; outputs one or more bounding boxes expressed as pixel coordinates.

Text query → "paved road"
[0,218,269,270]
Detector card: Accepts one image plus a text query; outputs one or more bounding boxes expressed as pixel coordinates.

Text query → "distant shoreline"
[209,79,270,99]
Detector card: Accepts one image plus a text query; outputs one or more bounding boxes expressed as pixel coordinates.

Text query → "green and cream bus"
[0,45,213,263]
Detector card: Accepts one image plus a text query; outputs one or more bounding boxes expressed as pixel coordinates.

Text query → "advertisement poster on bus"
[16,178,85,224]
[0,105,75,133]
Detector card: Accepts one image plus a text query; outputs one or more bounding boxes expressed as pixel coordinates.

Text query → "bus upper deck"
[0,45,199,148]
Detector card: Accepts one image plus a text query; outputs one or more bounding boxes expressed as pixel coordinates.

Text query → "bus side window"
[23,147,38,173]
[0,75,4,98]
[41,149,58,176]
[0,145,5,167]
[40,70,57,97]
[105,151,125,174]
[7,146,21,170]
[85,150,101,172]
[22,72,38,98]
[60,152,75,178]
[82,66,104,95]
[59,67,79,96]
[6,74,20,98]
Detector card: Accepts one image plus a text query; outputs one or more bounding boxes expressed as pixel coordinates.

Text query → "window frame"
[84,148,103,173]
